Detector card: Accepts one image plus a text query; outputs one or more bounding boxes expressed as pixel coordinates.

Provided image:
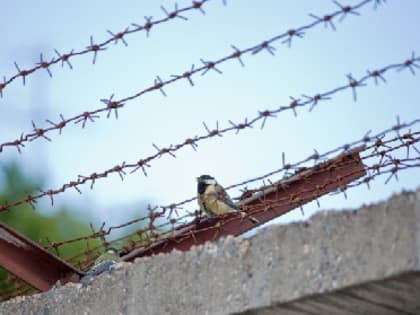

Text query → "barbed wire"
[41,119,420,255]
[224,118,420,191]
[0,52,418,213]
[1,118,418,301]
[0,0,217,97]
[137,154,419,253]
[0,0,388,154]
[6,144,420,301]
[86,138,419,264]
[2,147,417,302]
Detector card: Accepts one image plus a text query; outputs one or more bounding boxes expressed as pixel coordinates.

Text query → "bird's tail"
[239,211,259,224]
[248,216,259,224]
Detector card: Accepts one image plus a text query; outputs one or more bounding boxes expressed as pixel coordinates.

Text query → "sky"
[1,0,419,236]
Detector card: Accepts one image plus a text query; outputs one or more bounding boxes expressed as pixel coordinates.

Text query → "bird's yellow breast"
[201,184,235,215]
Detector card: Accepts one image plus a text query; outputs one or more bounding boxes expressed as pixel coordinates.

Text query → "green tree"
[0,162,98,256]
[0,162,100,299]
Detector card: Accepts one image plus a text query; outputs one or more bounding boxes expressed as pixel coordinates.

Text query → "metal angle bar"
[123,147,366,261]
[0,222,83,291]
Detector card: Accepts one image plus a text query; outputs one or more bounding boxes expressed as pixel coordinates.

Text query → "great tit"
[197,175,259,224]
[80,247,120,287]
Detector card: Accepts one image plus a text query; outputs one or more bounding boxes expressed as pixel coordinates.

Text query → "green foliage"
[0,162,98,257]
[0,162,100,299]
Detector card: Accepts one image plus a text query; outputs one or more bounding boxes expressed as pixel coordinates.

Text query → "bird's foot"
[196,217,215,227]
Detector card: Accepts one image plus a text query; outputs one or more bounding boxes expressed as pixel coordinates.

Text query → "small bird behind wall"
[197,174,259,224]
[80,247,121,287]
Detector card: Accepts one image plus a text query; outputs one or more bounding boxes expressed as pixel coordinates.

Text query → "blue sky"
[1,0,419,233]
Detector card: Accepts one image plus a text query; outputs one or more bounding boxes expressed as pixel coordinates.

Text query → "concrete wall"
[1,188,419,315]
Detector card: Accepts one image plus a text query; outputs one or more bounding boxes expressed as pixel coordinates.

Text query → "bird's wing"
[201,184,231,215]
[214,183,237,209]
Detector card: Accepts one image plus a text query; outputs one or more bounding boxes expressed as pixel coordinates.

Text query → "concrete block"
[1,188,419,315]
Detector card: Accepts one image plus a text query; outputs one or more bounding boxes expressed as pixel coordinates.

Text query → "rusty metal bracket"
[123,147,366,261]
[0,147,365,291]
[0,223,83,291]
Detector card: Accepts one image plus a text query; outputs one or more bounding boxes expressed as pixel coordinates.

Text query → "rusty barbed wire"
[224,119,420,191]
[0,0,389,154]
[1,51,418,213]
[1,138,418,300]
[2,119,418,301]
[50,128,418,267]
[40,119,420,256]
[0,0,215,97]
[96,143,419,261]
[141,153,419,251]
[7,145,418,300]
[38,146,420,267]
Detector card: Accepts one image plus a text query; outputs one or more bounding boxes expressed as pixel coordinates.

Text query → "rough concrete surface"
[1,188,419,315]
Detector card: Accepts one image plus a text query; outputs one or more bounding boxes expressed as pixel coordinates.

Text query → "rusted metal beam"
[123,147,366,261]
[0,222,83,291]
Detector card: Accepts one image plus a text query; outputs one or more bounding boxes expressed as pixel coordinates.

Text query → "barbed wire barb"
[200,59,222,75]
[30,121,51,142]
[259,110,277,129]
[53,49,74,69]
[161,3,188,21]
[107,28,130,47]
[154,76,167,96]
[252,41,276,56]
[152,143,177,159]
[130,159,151,176]
[46,114,67,135]
[13,62,30,86]
[74,112,100,128]
[333,0,361,22]
[87,35,106,64]
[309,13,336,31]
[230,45,245,67]
[171,64,196,86]
[36,53,53,78]
[302,94,331,112]
[397,51,420,75]
[281,29,305,48]
[367,69,387,85]
[100,94,123,119]
[192,1,206,15]
[346,73,367,101]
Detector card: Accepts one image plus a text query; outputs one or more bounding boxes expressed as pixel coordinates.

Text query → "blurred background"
[1,0,419,249]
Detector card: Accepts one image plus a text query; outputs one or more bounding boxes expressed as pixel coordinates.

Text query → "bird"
[80,247,120,287]
[197,174,259,224]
